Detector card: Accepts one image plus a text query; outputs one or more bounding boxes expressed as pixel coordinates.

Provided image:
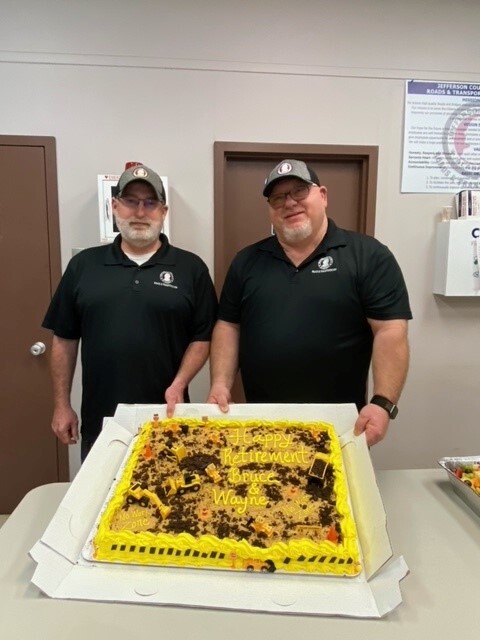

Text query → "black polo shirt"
[43,234,218,438]
[219,219,412,409]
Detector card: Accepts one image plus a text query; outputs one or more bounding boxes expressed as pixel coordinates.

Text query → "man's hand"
[52,405,79,445]
[208,321,238,413]
[164,383,185,418]
[164,340,210,417]
[206,383,231,413]
[354,403,390,446]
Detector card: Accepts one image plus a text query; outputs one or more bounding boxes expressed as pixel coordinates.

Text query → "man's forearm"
[369,319,409,403]
[50,335,79,408]
[209,320,240,390]
[170,341,210,390]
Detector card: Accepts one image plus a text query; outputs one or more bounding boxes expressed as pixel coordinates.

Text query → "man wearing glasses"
[208,159,411,446]
[43,164,217,460]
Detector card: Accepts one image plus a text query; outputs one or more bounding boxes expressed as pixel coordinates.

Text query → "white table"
[0,470,479,638]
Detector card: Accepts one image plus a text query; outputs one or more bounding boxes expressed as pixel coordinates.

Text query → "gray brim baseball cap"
[116,165,166,202]
[263,159,320,197]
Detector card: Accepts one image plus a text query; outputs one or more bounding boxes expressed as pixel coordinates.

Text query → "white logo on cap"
[159,271,174,284]
[277,162,292,175]
[133,167,148,178]
[318,256,333,270]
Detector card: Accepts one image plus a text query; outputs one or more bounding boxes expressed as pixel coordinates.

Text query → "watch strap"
[370,394,398,419]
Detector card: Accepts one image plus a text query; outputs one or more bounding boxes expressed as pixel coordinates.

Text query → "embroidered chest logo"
[154,270,178,289]
[160,271,174,284]
[318,256,333,270]
[311,256,337,274]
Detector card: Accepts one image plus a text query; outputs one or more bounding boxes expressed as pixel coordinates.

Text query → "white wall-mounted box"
[433,219,480,296]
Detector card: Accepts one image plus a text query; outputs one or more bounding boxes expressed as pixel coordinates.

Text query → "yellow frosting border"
[93,419,361,576]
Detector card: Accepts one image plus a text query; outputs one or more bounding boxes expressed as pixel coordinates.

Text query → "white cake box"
[29,403,408,618]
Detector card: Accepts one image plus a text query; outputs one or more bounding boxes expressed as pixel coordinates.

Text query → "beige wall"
[1,0,479,476]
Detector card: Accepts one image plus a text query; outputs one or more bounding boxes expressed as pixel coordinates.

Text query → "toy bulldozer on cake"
[163,472,202,497]
[205,462,221,483]
[127,482,171,520]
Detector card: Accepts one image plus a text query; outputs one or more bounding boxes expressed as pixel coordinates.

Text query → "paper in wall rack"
[455,190,480,218]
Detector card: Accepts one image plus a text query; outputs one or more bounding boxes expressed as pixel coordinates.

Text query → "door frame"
[213,141,378,287]
[0,134,68,481]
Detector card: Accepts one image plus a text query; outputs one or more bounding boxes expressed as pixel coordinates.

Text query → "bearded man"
[43,164,217,460]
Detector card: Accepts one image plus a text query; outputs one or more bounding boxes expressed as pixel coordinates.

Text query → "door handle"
[30,341,46,356]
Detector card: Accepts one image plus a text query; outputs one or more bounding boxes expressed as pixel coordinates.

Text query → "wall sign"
[402,81,480,194]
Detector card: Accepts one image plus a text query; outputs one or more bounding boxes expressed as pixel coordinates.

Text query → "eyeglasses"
[267,183,315,209]
[117,196,164,211]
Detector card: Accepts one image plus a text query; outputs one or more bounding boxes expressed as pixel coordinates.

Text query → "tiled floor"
[0,515,9,529]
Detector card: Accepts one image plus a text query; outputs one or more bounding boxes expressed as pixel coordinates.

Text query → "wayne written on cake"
[91,415,361,576]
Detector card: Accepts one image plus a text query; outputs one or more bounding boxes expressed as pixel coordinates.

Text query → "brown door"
[0,136,68,513]
[213,142,378,400]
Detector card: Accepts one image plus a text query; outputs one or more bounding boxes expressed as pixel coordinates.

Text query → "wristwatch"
[370,395,398,419]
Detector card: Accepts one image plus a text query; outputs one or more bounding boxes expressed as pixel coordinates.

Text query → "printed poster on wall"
[401,80,480,193]
[97,174,170,243]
